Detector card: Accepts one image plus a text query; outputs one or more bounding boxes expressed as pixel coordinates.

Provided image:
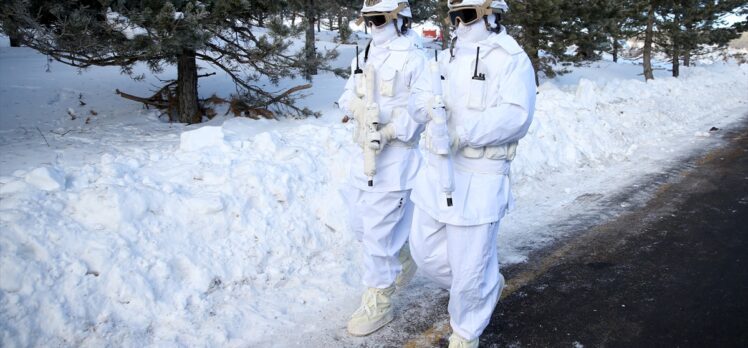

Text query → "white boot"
[395,242,417,288]
[347,285,396,336]
[448,332,479,348]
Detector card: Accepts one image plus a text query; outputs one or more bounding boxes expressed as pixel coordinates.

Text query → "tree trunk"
[642,4,655,81]
[317,17,321,32]
[683,19,693,67]
[291,12,297,26]
[530,46,540,87]
[304,0,318,80]
[9,33,21,47]
[672,44,680,77]
[612,37,620,63]
[177,49,200,124]
[439,22,451,50]
[525,24,541,86]
[672,11,682,77]
[338,15,348,43]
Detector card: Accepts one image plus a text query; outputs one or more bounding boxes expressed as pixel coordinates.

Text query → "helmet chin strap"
[372,17,403,45]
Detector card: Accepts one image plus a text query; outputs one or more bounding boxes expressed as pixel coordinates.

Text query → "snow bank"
[516,64,748,179]
[0,117,362,346]
[499,62,748,264]
[1,38,748,346]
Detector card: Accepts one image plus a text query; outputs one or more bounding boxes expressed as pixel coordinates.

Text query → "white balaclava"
[455,14,491,43]
[372,17,404,46]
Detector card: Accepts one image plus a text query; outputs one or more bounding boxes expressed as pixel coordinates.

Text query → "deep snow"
[1,31,747,347]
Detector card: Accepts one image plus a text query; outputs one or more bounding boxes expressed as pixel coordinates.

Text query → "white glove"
[366,129,382,151]
[425,106,450,155]
[450,132,466,153]
[347,95,366,120]
[427,121,450,155]
[367,123,397,155]
[428,106,448,124]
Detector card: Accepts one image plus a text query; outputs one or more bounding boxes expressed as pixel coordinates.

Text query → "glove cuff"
[454,125,469,149]
[380,123,397,141]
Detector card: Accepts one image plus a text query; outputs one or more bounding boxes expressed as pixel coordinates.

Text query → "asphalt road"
[480,125,748,347]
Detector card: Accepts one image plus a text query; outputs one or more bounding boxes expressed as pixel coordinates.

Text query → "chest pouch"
[467,75,487,110]
[379,67,397,97]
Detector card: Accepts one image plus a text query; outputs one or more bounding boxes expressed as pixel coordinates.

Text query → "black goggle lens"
[364,14,388,27]
[449,8,479,26]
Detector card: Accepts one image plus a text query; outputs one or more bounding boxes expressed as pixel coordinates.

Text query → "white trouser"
[349,189,414,289]
[409,206,504,341]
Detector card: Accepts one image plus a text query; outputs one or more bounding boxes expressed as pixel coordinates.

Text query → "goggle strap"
[386,3,408,22]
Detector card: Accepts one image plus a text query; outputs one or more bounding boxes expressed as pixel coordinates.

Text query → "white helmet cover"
[361,0,412,18]
[448,0,508,13]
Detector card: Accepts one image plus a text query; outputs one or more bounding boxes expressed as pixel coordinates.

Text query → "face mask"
[455,18,490,43]
[372,17,402,45]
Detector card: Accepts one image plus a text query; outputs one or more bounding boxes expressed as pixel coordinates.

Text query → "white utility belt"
[458,141,518,161]
[388,139,417,148]
[450,153,513,176]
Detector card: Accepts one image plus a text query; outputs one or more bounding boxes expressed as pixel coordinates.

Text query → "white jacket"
[338,34,432,192]
[411,28,536,225]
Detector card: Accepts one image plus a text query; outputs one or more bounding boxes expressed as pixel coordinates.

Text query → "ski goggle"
[356,3,407,28]
[448,0,493,26]
[363,13,391,28]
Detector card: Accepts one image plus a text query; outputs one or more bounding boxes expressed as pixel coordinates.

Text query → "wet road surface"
[480,126,748,347]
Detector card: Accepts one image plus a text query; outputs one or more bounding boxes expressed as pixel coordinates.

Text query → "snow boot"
[448,332,479,348]
[347,285,396,336]
[395,242,417,288]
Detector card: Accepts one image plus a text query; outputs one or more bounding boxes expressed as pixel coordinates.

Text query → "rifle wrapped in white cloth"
[425,50,455,206]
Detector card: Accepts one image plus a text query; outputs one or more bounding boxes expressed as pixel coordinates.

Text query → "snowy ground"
[1,32,747,347]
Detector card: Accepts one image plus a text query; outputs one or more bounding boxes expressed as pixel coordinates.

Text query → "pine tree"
[672,0,744,69]
[316,0,359,43]
[410,0,438,23]
[435,0,452,49]
[303,0,319,79]
[563,0,640,63]
[652,0,743,77]
[563,0,608,62]
[505,0,571,85]
[333,0,361,43]
[603,0,646,63]
[0,0,336,123]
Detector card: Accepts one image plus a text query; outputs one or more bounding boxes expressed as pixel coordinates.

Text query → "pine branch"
[115,89,170,108]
